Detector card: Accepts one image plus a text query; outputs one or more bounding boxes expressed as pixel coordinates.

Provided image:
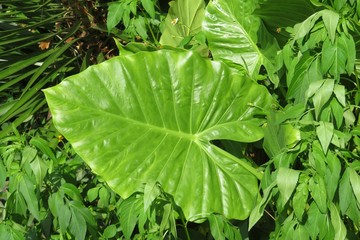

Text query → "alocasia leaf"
[160,0,205,47]
[203,0,280,85]
[44,50,272,220]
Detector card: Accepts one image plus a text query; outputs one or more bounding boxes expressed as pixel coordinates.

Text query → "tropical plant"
[2,0,360,239]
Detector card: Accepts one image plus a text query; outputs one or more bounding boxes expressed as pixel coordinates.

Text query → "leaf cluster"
[2,0,360,239]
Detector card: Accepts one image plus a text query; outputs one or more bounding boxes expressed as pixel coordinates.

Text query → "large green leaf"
[203,0,280,85]
[160,0,205,47]
[44,50,272,220]
[254,0,317,46]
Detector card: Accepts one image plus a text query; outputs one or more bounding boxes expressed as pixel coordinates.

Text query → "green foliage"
[44,50,272,221]
[0,0,117,138]
[107,0,164,43]
[2,0,360,239]
[203,0,281,85]
[160,0,205,47]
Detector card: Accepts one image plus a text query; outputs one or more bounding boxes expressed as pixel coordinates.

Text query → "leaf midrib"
[57,97,199,142]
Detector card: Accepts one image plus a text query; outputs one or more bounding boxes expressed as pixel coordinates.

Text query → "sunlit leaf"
[305,202,328,239]
[203,0,280,85]
[44,50,272,220]
[316,121,333,153]
[309,174,327,213]
[119,195,143,239]
[69,205,87,240]
[19,174,40,220]
[141,0,155,18]
[329,203,347,240]
[293,174,309,221]
[160,0,205,47]
[107,2,125,32]
[276,168,300,206]
[311,79,334,119]
[349,167,360,205]
[322,10,339,43]
[208,214,242,240]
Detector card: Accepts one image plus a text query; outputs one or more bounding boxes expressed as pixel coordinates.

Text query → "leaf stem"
[181,219,191,240]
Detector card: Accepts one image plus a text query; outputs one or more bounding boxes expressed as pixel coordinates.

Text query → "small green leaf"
[321,33,348,79]
[60,183,82,202]
[21,146,37,164]
[275,103,306,124]
[325,153,341,202]
[316,121,333,153]
[329,203,347,240]
[98,187,110,207]
[160,203,177,238]
[293,224,310,240]
[19,174,40,220]
[69,206,87,240]
[0,160,6,190]
[309,142,327,177]
[30,137,57,162]
[322,10,339,43]
[208,214,242,240]
[276,168,300,206]
[58,204,71,233]
[339,168,352,214]
[330,98,344,129]
[309,174,327,213]
[143,182,161,212]
[293,174,309,220]
[119,195,143,239]
[160,0,205,46]
[287,55,322,102]
[87,187,100,202]
[293,11,322,41]
[7,191,27,217]
[48,192,63,217]
[349,167,360,205]
[103,224,117,239]
[343,34,355,74]
[248,182,276,230]
[333,84,346,106]
[305,202,328,239]
[312,79,334,119]
[133,16,148,40]
[107,2,125,32]
[30,156,48,187]
[141,0,155,18]
[69,201,97,227]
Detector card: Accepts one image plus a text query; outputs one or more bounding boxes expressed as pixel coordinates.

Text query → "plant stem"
[181,218,191,240]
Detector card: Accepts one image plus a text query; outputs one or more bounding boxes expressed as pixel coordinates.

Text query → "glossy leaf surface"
[44,50,272,220]
[160,0,205,47]
[203,0,280,85]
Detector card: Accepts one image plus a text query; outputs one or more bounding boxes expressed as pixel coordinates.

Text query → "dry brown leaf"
[38,41,50,50]
[65,37,75,43]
